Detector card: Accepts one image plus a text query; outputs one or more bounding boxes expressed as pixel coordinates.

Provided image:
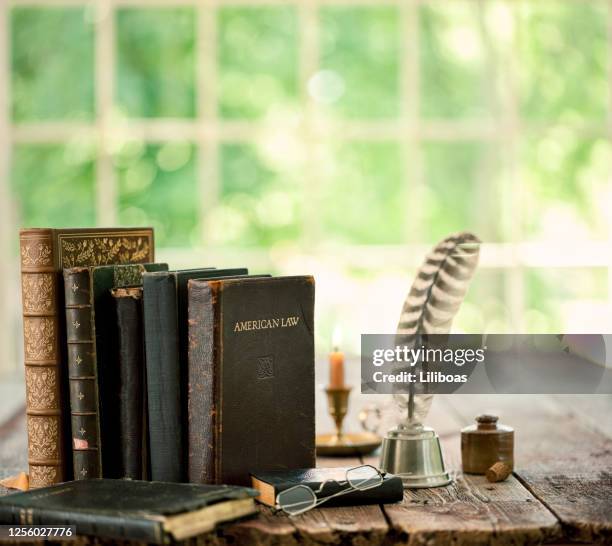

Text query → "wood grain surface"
[0,392,610,545]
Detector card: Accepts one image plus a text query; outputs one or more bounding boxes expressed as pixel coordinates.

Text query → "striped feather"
[394,232,480,424]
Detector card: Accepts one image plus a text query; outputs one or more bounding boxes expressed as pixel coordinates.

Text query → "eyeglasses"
[275,464,384,516]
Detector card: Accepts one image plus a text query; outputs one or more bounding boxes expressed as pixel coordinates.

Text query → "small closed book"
[0,479,258,544]
[187,276,316,486]
[251,467,404,507]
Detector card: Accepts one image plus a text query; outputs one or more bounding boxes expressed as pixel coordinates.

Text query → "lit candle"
[329,347,345,388]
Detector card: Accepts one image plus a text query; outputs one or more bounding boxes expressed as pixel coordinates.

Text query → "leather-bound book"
[187,276,315,486]
[142,268,248,482]
[64,263,167,480]
[251,467,404,507]
[112,287,146,480]
[0,479,258,543]
[19,227,154,488]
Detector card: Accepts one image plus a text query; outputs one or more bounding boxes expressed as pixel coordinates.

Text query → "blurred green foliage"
[117,142,198,247]
[8,2,611,335]
[319,142,404,243]
[525,268,608,332]
[420,3,493,119]
[12,144,96,226]
[423,142,501,242]
[213,143,303,246]
[219,7,298,119]
[320,7,400,119]
[521,134,610,239]
[117,8,196,117]
[11,7,94,121]
[519,2,608,121]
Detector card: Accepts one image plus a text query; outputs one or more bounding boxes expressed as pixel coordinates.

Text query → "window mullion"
[197,0,219,247]
[95,0,118,226]
[400,0,423,244]
[0,2,15,376]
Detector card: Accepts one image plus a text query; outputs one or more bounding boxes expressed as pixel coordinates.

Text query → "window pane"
[319,7,399,119]
[117,142,198,247]
[526,268,608,333]
[520,134,610,240]
[11,144,96,226]
[519,1,608,121]
[458,269,508,333]
[319,142,404,244]
[11,7,94,121]
[219,7,298,120]
[423,142,502,243]
[420,3,493,119]
[213,143,302,246]
[116,8,196,118]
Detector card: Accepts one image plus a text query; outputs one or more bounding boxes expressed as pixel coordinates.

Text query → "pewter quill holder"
[379,414,451,488]
[379,233,481,488]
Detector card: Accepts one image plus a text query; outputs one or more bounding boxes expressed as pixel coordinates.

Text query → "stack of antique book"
[19,227,315,489]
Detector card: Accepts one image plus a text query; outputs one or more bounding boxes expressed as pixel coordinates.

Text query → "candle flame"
[331,326,342,351]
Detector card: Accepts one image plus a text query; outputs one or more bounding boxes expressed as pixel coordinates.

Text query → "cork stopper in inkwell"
[476,414,498,430]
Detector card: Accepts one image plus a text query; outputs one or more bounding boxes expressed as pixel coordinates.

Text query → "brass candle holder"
[326,387,351,445]
[316,386,382,457]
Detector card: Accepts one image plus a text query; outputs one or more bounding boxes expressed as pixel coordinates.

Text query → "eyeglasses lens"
[277,485,317,515]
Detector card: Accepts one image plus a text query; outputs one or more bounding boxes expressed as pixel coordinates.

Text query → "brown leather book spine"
[64,267,102,479]
[19,229,65,487]
[187,280,219,484]
[19,227,155,488]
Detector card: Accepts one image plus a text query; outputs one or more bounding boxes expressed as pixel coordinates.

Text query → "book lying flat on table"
[0,479,258,544]
[251,467,404,507]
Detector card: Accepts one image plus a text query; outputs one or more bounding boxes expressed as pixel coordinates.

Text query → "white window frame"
[1,0,611,376]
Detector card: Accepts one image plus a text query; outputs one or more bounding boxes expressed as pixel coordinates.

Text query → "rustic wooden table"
[1,392,611,545]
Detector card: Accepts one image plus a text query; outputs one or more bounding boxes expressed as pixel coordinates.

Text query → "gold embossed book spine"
[64,267,102,479]
[19,227,155,488]
[19,229,65,487]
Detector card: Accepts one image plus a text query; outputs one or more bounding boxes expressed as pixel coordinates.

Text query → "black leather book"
[0,479,258,544]
[111,287,146,480]
[251,467,404,507]
[63,263,167,480]
[142,268,248,482]
[187,276,316,486]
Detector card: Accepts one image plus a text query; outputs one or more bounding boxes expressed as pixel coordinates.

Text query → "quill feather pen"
[395,232,481,425]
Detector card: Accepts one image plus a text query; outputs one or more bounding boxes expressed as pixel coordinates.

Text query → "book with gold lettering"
[19,227,154,488]
[187,276,315,485]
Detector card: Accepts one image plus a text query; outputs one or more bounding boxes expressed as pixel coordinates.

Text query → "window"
[2,0,611,375]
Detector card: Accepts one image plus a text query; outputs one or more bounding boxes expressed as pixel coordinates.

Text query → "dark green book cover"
[0,479,258,544]
[142,267,249,482]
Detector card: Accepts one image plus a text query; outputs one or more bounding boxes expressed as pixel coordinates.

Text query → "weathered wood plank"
[445,394,612,544]
[365,397,561,546]
[287,455,388,545]
[214,456,389,546]
[384,472,561,546]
